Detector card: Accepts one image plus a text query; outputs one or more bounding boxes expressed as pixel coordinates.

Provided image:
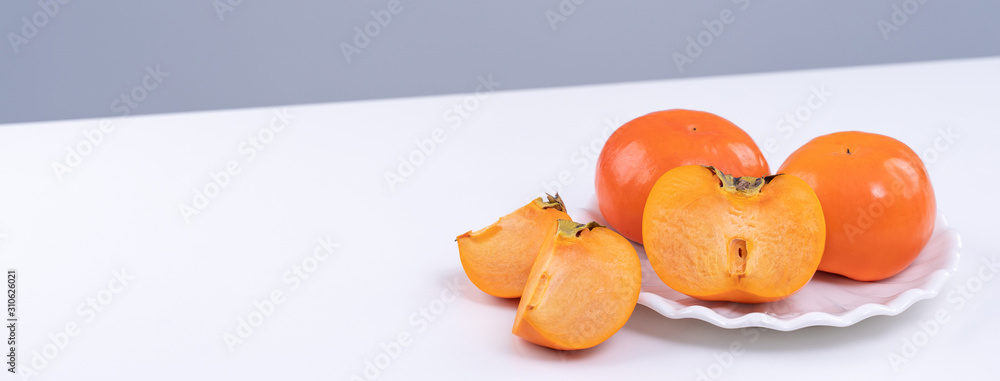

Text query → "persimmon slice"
[642,165,825,303]
[513,220,641,350]
[457,194,571,298]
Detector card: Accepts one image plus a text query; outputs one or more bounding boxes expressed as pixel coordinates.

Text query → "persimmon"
[457,194,572,298]
[643,166,825,303]
[513,220,640,350]
[779,132,936,281]
[596,109,770,244]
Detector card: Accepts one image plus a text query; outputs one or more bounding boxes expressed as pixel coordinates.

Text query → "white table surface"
[2,56,998,380]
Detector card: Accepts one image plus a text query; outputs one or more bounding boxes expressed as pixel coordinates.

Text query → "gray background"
[1,0,998,125]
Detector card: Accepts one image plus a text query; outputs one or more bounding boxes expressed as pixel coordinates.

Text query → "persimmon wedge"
[513,220,641,350]
[457,194,571,298]
[642,166,825,303]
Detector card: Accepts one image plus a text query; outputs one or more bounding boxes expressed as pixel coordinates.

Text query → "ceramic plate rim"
[634,216,961,331]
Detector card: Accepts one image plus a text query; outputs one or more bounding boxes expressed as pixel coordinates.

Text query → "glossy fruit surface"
[596,109,770,244]
[457,194,571,298]
[513,220,641,350]
[779,131,936,281]
[643,166,825,303]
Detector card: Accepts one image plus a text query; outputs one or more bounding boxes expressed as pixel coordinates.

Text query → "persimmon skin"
[457,196,571,298]
[596,109,770,244]
[779,132,936,281]
[513,221,641,350]
[642,166,825,303]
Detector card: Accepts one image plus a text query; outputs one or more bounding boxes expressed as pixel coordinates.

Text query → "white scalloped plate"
[572,202,961,331]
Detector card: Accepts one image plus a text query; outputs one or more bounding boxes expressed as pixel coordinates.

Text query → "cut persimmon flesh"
[513,220,641,350]
[457,194,571,298]
[642,165,825,303]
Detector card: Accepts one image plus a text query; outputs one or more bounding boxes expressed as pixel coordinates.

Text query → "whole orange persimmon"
[779,131,936,281]
[596,109,770,244]
[643,166,825,303]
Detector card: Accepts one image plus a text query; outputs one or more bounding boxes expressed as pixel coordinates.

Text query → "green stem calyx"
[534,193,567,212]
[706,166,778,197]
[556,219,604,239]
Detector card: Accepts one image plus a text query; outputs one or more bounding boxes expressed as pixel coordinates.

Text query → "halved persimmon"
[642,166,825,303]
[457,194,571,298]
[513,220,641,350]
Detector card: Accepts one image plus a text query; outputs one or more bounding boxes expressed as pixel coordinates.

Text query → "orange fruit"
[513,220,641,350]
[596,109,769,244]
[457,194,571,298]
[643,166,825,303]
[779,131,936,281]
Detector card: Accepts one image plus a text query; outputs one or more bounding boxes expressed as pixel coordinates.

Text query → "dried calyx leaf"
[556,219,605,239]
[534,193,567,212]
[705,166,779,197]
